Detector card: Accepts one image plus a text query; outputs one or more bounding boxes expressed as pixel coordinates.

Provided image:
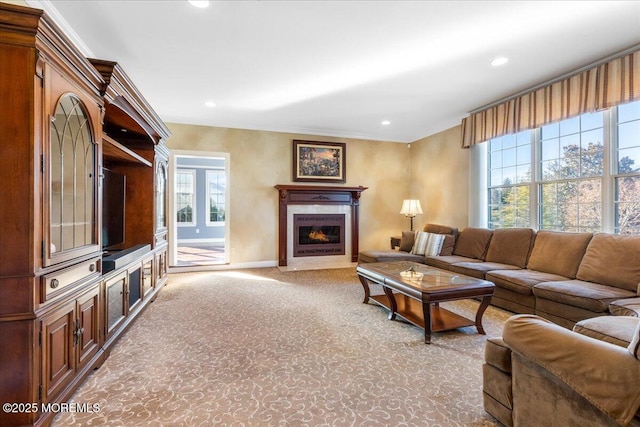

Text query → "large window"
[176,169,195,225]
[615,101,640,234]
[539,112,604,232]
[486,99,640,234]
[487,131,532,229]
[206,170,226,225]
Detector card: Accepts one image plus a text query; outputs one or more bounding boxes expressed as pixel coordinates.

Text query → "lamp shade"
[400,199,423,216]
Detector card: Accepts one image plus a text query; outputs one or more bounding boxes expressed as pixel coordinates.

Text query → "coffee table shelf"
[358,262,494,344]
[370,293,475,332]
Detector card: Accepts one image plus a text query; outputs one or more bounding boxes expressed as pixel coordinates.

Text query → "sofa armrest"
[503,314,640,426]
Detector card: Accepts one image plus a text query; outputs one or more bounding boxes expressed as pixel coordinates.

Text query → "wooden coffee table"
[357,261,494,344]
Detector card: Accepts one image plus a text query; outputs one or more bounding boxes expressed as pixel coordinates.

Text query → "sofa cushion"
[485,227,536,268]
[357,250,425,264]
[610,298,640,317]
[452,227,493,260]
[439,234,456,256]
[574,316,640,348]
[533,280,636,313]
[423,255,482,271]
[411,231,445,256]
[576,233,640,293]
[630,321,640,359]
[483,337,513,421]
[486,269,569,296]
[526,231,592,278]
[485,337,512,374]
[423,224,458,256]
[450,262,521,280]
[398,231,415,252]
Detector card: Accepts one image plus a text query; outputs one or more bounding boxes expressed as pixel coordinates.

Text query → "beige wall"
[409,125,470,231]
[166,124,418,265]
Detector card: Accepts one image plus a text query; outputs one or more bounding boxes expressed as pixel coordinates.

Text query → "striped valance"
[461,49,640,148]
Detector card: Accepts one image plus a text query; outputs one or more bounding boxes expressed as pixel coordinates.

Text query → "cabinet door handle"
[50,279,59,289]
[73,323,85,346]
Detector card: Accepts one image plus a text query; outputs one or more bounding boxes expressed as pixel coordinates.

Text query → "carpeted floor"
[52,267,512,426]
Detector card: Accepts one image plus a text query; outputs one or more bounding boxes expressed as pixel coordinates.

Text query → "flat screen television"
[102,168,126,251]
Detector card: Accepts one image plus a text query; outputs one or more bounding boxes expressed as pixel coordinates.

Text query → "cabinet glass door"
[156,162,167,231]
[48,94,98,264]
[106,272,127,335]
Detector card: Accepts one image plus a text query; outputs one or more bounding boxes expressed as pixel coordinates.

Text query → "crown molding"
[25,0,94,57]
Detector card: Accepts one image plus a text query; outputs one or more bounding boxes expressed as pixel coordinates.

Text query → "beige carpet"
[52,267,511,426]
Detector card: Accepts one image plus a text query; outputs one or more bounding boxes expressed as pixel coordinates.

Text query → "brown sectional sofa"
[358,224,640,328]
[483,314,640,427]
[359,224,640,425]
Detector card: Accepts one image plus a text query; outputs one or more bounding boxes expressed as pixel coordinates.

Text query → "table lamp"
[400,199,423,231]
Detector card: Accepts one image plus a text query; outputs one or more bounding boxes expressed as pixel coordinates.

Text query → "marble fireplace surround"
[275,185,368,268]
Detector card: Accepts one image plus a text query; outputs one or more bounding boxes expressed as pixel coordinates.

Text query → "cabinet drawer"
[42,258,101,302]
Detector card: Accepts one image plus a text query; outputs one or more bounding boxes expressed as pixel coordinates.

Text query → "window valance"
[461,49,640,148]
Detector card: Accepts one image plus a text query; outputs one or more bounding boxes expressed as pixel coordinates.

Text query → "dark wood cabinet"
[40,284,100,404]
[0,4,171,426]
[40,304,76,404]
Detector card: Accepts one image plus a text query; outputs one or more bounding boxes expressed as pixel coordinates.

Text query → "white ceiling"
[31,0,640,143]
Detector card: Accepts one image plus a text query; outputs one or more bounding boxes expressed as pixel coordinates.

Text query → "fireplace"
[293,214,345,257]
[274,185,367,267]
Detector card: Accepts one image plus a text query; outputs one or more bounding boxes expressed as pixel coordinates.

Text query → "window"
[176,169,195,225]
[206,170,226,225]
[615,101,640,234]
[539,112,604,232]
[485,99,640,235]
[487,131,532,229]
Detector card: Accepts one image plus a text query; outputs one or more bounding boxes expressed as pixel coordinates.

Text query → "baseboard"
[168,260,278,273]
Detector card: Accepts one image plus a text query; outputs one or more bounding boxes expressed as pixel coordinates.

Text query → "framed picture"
[293,140,346,183]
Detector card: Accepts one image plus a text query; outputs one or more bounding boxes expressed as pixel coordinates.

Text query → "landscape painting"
[293,140,346,183]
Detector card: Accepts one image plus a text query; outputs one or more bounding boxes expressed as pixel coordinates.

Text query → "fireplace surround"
[275,185,367,267]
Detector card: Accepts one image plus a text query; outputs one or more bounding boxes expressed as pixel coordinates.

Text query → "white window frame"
[205,169,226,227]
[486,131,534,230]
[477,99,640,235]
[176,169,196,227]
[612,101,640,234]
[536,111,606,233]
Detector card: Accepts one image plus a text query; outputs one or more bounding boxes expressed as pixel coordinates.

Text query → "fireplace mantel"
[275,185,368,266]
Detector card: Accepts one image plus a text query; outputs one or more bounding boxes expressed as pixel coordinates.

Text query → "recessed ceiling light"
[188,1,210,8]
[491,57,509,67]
[205,100,216,108]
[381,120,391,126]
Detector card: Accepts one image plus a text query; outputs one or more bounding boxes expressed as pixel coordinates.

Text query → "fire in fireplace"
[293,214,345,257]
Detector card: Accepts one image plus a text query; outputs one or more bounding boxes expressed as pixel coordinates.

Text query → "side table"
[390,236,401,250]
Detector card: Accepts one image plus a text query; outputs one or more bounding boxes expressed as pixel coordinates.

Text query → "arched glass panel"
[156,163,167,230]
[49,94,96,253]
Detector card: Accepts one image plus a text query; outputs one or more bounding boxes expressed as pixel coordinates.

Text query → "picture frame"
[293,140,346,183]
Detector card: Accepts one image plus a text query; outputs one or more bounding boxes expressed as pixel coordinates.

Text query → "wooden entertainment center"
[0,4,170,426]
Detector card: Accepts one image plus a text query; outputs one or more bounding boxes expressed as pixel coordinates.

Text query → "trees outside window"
[539,112,603,232]
[486,99,639,235]
[488,131,532,229]
[206,170,226,225]
[176,169,195,225]
[615,101,640,234]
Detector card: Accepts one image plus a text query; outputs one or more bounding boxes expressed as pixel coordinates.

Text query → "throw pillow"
[399,231,415,252]
[629,320,640,359]
[411,231,445,256]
